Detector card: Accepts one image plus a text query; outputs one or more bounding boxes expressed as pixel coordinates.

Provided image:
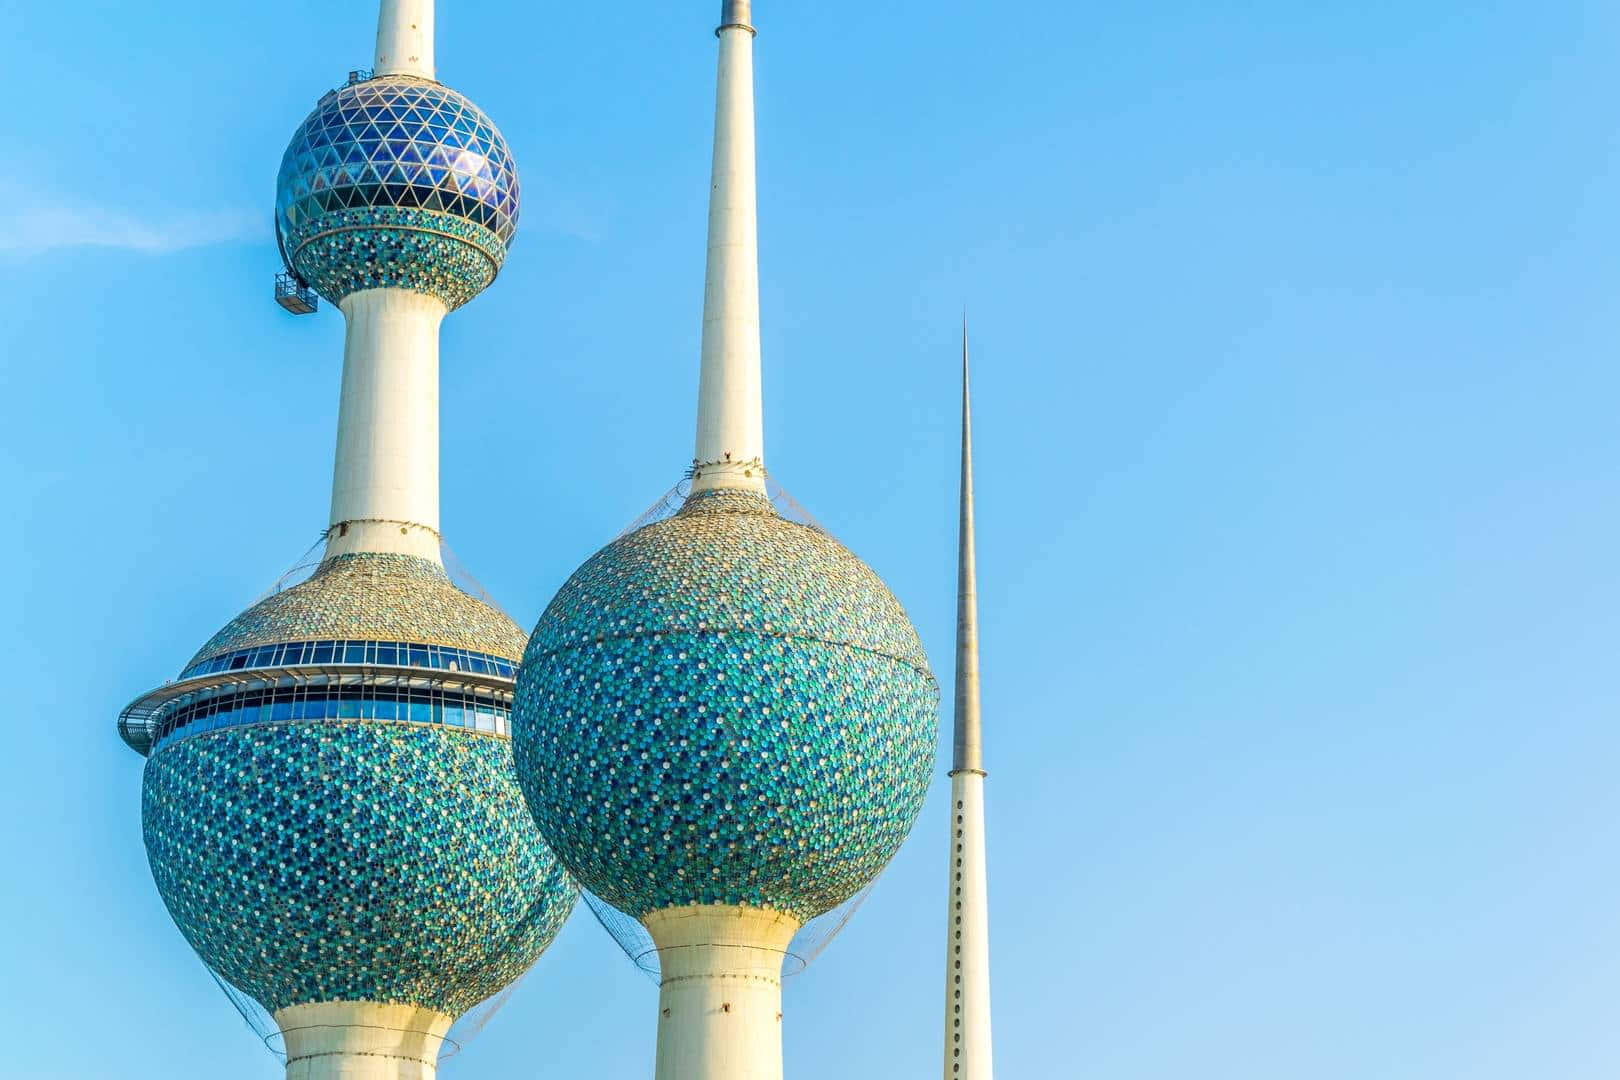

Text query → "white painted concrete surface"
[645,904,801,1080]
[691,23,767,495]
[375,0,435,80]
[276,1001,453,1080]
[326,288,447,563]
[945,771,993,1080]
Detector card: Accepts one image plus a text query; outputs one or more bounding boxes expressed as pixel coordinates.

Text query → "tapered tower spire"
[954,316,983,774]
[690,0,766,494]
[945,318,993,1079]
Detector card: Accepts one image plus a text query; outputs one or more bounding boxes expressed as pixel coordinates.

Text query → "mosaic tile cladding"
[513,489,939,923]
[276,75,519,310]
[189,553,528,670]
[144,721,577,1014]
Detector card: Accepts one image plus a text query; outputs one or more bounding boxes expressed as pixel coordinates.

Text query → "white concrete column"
[645,904,801,1080]
[326,288,447,563]
[276,1002,453,1080]
[375,0,436,80]
[691,9,767,495]
[945,771,993,1080]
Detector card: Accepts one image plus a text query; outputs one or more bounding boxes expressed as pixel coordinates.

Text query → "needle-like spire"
[953,314,983,774]
[944,315,993,1080]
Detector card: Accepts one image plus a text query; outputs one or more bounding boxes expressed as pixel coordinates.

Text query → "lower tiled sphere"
[513,491,938,923]
[143,721,576,1016]
[284,207,504,311]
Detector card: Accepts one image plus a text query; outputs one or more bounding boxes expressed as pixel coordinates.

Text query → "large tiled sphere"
[137,552,575,1016]
[144,722,576,1015]
[513,490,938,923]
[276,75,520,309]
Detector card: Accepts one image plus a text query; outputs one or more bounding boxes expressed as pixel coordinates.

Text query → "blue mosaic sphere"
[137,554,576,1016]
[513,489,939,923]
[276,75,520,310]
[144,723,575,1015]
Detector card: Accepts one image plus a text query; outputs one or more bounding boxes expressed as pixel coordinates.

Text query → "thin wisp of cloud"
[0,189,258,257]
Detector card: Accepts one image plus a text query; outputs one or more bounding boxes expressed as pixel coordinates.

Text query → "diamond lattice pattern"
[277,77,520,249]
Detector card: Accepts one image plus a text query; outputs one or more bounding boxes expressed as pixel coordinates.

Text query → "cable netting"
[582,884,875,983]
[616,474,826,540]
[252,532,514,619]
[205,963,526,1066]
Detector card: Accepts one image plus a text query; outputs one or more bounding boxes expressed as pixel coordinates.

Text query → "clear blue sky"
[4,1,1618,1077]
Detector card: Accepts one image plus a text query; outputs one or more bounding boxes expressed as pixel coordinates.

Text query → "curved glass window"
[277,78,520,249]
[152,684,510,754]
[181,640,517,681]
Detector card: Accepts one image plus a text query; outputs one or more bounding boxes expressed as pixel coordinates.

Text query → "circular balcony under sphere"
[138,553,577,1018]
[276,75,520,311]
[513,489,939,924]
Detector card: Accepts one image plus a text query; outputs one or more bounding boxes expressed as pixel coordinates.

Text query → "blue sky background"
[4,1,1619,1076]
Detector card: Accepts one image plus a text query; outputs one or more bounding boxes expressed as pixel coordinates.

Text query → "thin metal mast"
[946,316,993,1079]
[953,314,984,775]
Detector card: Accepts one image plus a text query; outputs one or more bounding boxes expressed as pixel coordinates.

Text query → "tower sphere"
[276,75,520,311]
[513,490,939,923]
[139,554,577,1016]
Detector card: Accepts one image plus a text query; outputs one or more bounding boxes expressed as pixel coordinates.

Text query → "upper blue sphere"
[512,490,939,923]
[276,75,519,310]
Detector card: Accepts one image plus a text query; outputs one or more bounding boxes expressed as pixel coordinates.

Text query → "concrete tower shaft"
[325,289,447,562]
[321,0,461,564]
[375,0,435,79]
[945,324,994,1080]
[691,1,765,494]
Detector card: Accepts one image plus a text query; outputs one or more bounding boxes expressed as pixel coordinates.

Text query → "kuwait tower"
[116,2,576,1076]
[511,4,939,1079]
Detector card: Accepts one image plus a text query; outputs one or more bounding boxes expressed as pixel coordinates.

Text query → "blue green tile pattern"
[276,75,519,309]
[281,206,502,310]
[513,489,938,923]
[189,553,527,672]
[144,721,577,1015]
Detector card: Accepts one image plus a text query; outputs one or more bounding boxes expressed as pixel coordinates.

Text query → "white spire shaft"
[325,289,448,563]
[691,0,766,495]
[945,321,993,1080]
[375,0,436,80]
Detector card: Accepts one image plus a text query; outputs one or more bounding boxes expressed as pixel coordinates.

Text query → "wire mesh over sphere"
[275,75,520,310]
[135,554,577,1019]
[513,489,939,924]
[143,723,575,1015]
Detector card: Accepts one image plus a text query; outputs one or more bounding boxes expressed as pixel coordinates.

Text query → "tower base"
[645,904,801,1080]
[275,1002,454,1080]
